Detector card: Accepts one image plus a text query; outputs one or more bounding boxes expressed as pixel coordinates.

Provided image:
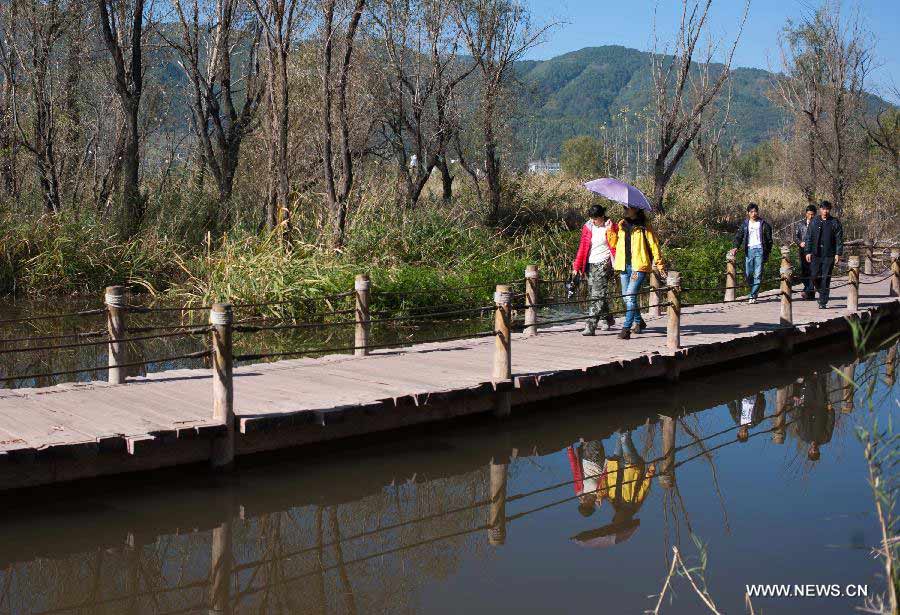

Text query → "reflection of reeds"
[846,318,899,614]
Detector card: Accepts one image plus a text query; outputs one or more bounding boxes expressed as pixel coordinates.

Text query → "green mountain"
[513,45,786,162]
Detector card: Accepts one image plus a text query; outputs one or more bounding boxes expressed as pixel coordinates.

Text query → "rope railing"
[0,307,104,327]
[0,349,212,384]
[0,329,108,345]
[0,244,895,466]
[233,330,498,362]
[0,327,209,356]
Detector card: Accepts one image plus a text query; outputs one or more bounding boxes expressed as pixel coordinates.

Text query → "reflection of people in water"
[569,431,656,548]
[792,371,836,461]
[728,392,766,442]
[566,439,607,517]
[601,431,656,524]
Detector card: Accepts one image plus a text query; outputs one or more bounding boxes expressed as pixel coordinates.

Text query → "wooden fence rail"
[1,246,898,471]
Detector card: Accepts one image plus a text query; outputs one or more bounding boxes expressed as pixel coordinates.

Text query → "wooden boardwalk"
[0,273,897,491]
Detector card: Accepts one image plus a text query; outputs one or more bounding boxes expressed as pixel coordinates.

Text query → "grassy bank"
[0,175,862,317]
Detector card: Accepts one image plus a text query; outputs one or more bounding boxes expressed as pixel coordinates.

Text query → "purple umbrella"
[584,178,653,212]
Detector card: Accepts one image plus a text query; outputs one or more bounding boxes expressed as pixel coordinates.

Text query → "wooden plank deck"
[0,273,897,490]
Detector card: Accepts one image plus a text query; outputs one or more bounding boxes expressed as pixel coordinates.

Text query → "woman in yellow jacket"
[607,207,665,339]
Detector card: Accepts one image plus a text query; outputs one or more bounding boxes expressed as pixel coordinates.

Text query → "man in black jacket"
[730,203,773,303]
[803,200,844,309]
[794,204,817,300]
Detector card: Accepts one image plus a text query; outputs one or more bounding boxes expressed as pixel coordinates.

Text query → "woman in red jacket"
[572,204,618,335]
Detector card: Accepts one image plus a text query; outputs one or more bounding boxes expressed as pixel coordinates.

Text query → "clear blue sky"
[527,0,900,102]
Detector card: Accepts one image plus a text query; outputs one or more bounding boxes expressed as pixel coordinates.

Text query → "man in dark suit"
[803,200,844,309]
[794,204,817,300]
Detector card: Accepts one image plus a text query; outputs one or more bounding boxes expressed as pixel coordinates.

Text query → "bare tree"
[320,0,366,248]
[373,0,474,208]
[97,0,149,236]
[692,85,736,211]
[453,0,550,222]
[171,0,265,219]
[863,104,900,175]
[862,93,900,175]
[250,0,312,230]
[0,0,83,213]
[772,17,827,203]
[649,0,746,213]
[795,5,871,214]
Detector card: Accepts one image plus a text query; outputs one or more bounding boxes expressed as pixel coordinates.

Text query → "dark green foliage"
[513,46,788,162]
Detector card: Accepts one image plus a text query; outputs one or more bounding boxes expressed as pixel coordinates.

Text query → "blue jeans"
[611,431,640,464]
[619,265,646,329]
[745,247,764,298]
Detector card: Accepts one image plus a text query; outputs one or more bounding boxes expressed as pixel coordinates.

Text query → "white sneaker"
[599,321,611,331]
[748,297,757,304]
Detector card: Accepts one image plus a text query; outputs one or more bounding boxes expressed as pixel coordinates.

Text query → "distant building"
[528,160,561,175]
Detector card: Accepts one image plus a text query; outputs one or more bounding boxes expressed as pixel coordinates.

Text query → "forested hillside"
[514,46,786,161]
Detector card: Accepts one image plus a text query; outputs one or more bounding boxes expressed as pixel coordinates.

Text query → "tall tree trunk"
[483,106,501,223]
[0,79,17,199]
[122,100,142,235]
[652,157,667,213]
[275,49,290,231]
[438,155,453,203]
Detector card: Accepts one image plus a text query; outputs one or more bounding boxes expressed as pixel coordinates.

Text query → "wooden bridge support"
[780,264,793,326]
[493,285,512,418]
[847,256,860,314]
[210,303,235,469]
[354,274,371,357]
[105,285,127,385]
[666,272,681,350]
[488,458,508,546]
[524,265,539,337]
[725,253,736,303]
[891,250,900,298]
[864,241,874,276]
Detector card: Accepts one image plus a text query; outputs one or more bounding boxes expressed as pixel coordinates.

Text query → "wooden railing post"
[773,384,790,444]
[891,249,900,298]
[847,255,860,313]
[780,264,793,326]
[493,284,512,417]
[659,415,675,489]
[885,343,897,387]
[864,240,874,275]
[354,274,371,357]
[841,362,856,414]
[780,245,791,271]
[209,520,233,615]
[666,272,681,350]
[725,253,736,303]
[524,265,539,337]
[210,303,234,469]
[105,285,127,385]
[488,458,508,545]
[649,267,661,318]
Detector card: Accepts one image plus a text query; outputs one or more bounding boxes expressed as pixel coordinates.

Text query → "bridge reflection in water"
[0,340,895,615]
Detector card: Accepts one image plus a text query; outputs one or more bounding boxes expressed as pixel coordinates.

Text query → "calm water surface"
[0,314,897,613]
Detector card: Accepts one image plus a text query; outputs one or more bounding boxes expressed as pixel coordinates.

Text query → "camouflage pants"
[585,262,612,329]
